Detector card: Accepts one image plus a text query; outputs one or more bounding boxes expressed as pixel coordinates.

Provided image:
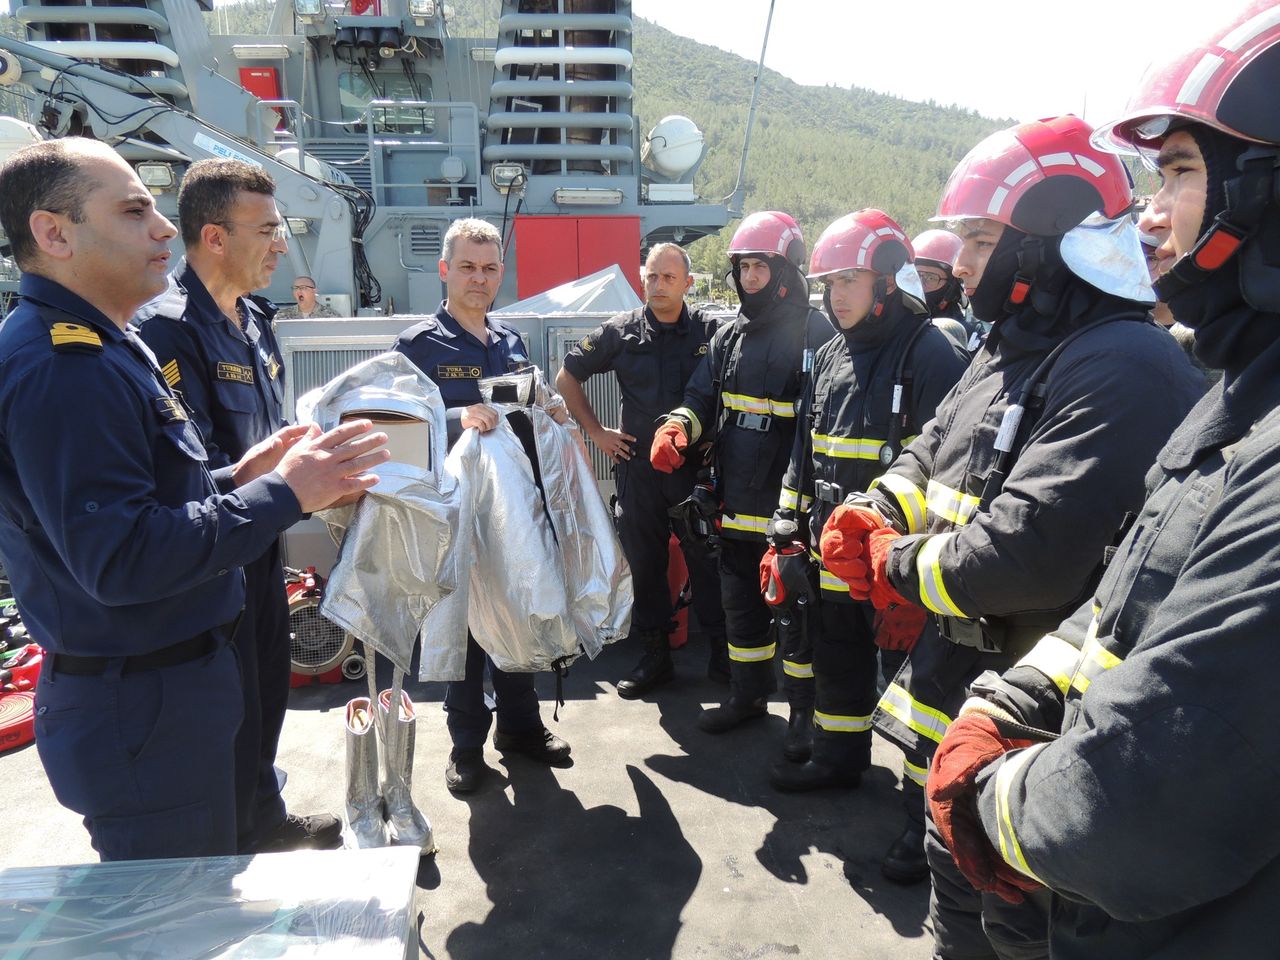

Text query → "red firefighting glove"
[928,712,1045,904]
[872,602,927,652]
[818,505,883,593]
[866,527,909,609]
[649,420,689,473]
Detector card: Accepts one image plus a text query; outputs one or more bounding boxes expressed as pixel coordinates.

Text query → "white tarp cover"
[492,264,642,315]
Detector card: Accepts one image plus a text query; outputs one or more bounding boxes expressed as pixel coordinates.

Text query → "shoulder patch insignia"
[580,334,596,353]
[154,396,188,423]
[161,358,181,388]
[49,322,103,353]
[436,364,482,380]
[216,361,255,384]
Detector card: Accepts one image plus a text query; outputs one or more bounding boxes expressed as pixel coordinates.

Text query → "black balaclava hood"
[733,254,801,319]
[968,226,1025,325]
[1186,124,1248,239]
[925,274,966,320]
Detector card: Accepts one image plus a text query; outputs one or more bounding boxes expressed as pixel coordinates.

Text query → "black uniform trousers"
[35,643,243,861]
[615,456,724,639]
[810,598,877,771]
[880,646,927,830]
[234,541,291,849]
[445,633,542,750]
[720,538,811,707]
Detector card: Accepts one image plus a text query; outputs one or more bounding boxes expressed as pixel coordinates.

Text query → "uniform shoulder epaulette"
[49,321,103,354]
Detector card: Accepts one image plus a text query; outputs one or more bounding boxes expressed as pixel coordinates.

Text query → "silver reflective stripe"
[926,479,981,526]
[995,743,1049,883]
[877,682,952,744]
[729,641,776,663]
[814,709,872,733]
[871,473,927,533]
[783,659,814,679]
[1015,634,1082,697]
[916,533,967,617]
[904,758,929,787]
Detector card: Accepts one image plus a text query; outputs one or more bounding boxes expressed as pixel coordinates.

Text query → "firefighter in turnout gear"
[913,228,978,350]
[763,210,967,802]
[651,211,836,751]
[930,6,1280,956]
[818,115,1204,960]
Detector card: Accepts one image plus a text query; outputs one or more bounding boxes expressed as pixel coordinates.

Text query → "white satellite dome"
[642,115,704,178]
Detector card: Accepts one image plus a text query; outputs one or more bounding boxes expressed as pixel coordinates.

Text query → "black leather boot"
[697,695,768,733]
[782,706,815,762]
[769,758,862,792]
[616,629,674,700]
[880,824,929,884]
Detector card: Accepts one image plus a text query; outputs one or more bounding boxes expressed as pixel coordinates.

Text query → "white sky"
[631,1,1213,124]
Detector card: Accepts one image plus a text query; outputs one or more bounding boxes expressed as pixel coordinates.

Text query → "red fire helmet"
[728,211,806,267]
[1094,1,1280,155]
[934,115,1134,236]
[808,209,914,281]
[911,229,964,272]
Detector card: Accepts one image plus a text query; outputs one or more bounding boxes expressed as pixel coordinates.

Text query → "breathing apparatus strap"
[882,316,934,463]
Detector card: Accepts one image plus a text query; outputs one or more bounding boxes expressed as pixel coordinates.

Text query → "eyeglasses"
[291,284,316,291]
[214,221,289,243]
[917,270,948,290]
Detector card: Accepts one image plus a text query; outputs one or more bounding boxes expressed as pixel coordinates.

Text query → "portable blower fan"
[285,566,365,686]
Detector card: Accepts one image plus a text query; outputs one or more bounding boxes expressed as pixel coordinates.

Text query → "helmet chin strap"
[1154,149,1278,305]
[1005,236,1043,314]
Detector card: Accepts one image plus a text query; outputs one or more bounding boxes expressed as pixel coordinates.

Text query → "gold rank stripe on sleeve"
[915,532,968,617]
[870,473,927,533]
[49,322,103,350]
[994,742,1050,884]
[722,392,797,418]
[161,359,181,388]
[926,479,982,527]
[720,513,771,535]
[877,682,953,744]
[1014,633,1083,697]
[811,432,883,460]
[814,709,873,733]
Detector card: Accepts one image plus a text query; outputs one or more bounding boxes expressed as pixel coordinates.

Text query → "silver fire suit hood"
[300,352,466,676]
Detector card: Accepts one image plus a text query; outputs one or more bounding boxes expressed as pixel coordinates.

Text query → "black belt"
[51,623,233,677]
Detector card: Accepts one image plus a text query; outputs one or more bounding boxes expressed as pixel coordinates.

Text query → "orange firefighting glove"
[818,505,883,593]
[872,602,927,652]
[928,712,1046,904]
[649,420,688,473]
[866,527,909,609]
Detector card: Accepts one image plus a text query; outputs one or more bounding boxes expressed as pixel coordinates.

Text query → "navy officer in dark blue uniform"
[0,138,387,861]
[136,159,341,854]
[555,243,728,698]
[394,217,570,794]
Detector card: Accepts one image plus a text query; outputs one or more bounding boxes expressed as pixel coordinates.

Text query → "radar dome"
[642,115,704,178]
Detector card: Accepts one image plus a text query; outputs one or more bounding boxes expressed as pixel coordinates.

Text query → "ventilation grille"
[409,225,443,257]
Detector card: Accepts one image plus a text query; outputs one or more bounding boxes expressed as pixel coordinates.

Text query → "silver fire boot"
[378,688,436,854]
[343,697,389,850]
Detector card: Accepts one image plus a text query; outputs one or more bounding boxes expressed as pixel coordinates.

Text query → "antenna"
[724,0,776,219]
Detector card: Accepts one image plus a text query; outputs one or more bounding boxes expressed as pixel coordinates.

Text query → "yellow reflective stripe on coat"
[809,548,852,593]
[904,758,929,787]
[877,682,952,744]
[916,532,967,617]
[779,486,813,513]
[926,479,982,526]
[811,432,883,460]
[721,513,771,535]
[729,641,776,663]
[1069,628,1123,695]
[722,392,797,418]
[783,659,814,679]
[669,407,702,443]
[1015,634,1082,697]
[870,473,927,534]
[814,709,872,733]
[994,743,1049,884]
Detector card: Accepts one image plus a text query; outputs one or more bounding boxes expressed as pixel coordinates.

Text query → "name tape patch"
[216,362,255,384]
[436,364,482,380]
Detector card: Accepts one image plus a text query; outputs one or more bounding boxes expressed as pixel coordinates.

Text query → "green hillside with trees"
[0,2,1012,279]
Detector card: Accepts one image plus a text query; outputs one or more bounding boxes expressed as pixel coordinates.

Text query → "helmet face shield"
[1059,212,1156,303]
